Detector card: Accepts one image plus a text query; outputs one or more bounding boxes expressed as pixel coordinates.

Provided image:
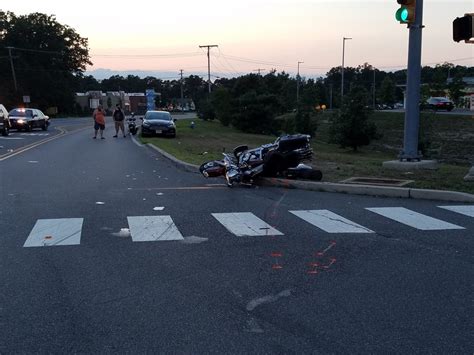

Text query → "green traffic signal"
[396,7,409,22]
[395,0,416,24]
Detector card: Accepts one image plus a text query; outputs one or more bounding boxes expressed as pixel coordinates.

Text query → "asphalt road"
[1,118,473,353]
[381,108,473,116]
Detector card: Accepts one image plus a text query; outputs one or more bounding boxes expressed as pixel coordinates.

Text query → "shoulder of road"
[139,139,474,203]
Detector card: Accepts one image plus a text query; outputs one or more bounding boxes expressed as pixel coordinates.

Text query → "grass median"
[140,112,474,194]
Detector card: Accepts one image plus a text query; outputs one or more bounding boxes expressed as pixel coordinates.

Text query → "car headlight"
[17,119,25,124]
[142,121,150,127]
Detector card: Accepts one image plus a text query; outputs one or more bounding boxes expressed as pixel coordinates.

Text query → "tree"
[232,91,279,134]
[329,87,378,151]
[0,11,91,112]
[211,87,233,126]
[447,75,465,106]
[379,77,396,105]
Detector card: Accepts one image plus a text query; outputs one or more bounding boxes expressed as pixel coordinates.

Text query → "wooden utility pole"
[199,45,218,93]
[6,47,18,91]
[179,69,184,112]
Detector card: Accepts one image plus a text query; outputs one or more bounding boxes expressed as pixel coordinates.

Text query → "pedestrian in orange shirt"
[93,105,106,139]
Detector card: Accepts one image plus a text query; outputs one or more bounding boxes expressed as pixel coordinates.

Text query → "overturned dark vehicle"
[199,134,322,187]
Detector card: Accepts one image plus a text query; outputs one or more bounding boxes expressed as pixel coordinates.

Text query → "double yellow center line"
[0,126,80,161]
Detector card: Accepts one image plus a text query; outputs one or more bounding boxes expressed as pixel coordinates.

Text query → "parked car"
[0,104,11,136]
[422,97,454,112]
[376,103,395,110]
[8,108,50,131]
[140,110,176,138]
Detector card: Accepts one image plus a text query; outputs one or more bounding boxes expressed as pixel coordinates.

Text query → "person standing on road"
[93,105,106,139]
[112,104,126,138]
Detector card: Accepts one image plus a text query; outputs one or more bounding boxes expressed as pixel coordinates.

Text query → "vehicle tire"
[263,152,285,177]
[25,124,32,132]
[447,107,453,112]
[284,151,300,168]
[41,122,48,131]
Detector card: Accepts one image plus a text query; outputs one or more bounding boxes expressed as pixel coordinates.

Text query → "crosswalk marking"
[438,205,474,218]
[21,206,473,248]
[127,216,184,242]
[212,212,283,237]
[290,210,374,233]
[366,207,464,231]
[23,218,83,247]
[19,133,49,136]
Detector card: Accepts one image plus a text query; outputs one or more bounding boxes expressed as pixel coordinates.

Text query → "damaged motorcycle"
[199,134,323,187]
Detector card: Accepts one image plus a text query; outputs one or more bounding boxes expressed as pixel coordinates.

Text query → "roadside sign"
[23,96,30,103]
[90,99,100,109]
[146,89,155,111]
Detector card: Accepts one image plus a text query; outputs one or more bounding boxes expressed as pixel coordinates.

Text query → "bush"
[197,99,216,121]
[329,86,379,151]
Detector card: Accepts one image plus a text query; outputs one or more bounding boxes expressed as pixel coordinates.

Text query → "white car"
[0,104,10,136]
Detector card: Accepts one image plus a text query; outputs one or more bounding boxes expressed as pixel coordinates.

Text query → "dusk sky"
[4,0,474,79]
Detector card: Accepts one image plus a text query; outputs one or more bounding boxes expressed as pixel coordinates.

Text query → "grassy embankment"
[141,111,474,194]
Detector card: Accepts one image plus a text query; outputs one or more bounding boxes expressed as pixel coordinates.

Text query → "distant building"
[75,91,149,115]
[128,93,147,115]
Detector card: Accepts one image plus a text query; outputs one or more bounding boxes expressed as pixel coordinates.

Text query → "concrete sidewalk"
[145,142,474,203]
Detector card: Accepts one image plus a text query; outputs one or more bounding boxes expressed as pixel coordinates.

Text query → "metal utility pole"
[254,68,266,75]
[373,68,376,109]
[199,44,218,94]
[179,69,184,112]
[6,47,18,91]
[400,0,423,161]
[297,61,304,106]
[341,37,352,101]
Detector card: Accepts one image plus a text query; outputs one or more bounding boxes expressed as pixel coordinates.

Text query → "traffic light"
[453,14,474,42]
[395,0,416,24]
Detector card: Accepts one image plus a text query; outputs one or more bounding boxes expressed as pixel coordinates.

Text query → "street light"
[297,61,304,106]
[341,37,352,101]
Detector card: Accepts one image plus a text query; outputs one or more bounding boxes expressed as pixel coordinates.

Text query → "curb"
[146,143,200,174]
[259,178,474,203]
[146,142,474,203]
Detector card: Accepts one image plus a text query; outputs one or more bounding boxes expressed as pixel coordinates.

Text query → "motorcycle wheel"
[263,151,285,177]
[285,151,300,168]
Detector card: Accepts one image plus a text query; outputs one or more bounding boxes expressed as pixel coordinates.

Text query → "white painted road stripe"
[212,212,283,237]
[366,207,464,230]
[23,218,83,247]
[127,216,184,242]
[290,210,374,233]
[438,205,474,218]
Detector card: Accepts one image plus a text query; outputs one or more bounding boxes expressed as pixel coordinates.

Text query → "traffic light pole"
[400,0,423,161]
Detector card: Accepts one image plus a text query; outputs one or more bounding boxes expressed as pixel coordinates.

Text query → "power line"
[2,46,63,55]
[91,52,202,58]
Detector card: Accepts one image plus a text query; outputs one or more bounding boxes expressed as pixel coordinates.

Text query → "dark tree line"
[1,10,472,124]
[0,11,91,112]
